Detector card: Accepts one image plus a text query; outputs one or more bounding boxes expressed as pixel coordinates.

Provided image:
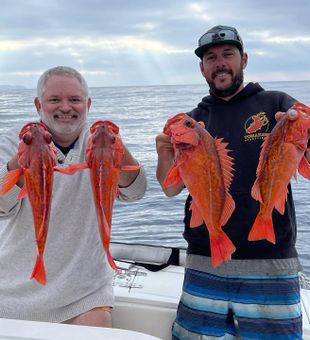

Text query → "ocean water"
[0,81,309,273]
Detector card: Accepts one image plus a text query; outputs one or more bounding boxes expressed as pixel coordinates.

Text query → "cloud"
[0,0,309,87]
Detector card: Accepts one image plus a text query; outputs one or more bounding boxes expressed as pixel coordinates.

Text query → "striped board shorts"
[172,268,302,339]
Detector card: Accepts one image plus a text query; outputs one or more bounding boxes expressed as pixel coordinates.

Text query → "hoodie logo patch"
[244,112,269,142]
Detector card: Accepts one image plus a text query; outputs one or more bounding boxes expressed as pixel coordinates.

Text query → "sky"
[0,0,309,88]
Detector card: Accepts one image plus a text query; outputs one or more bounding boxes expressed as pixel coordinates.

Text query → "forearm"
[156,133,184,197]
[118,166,147,202]
[118,145,140,188]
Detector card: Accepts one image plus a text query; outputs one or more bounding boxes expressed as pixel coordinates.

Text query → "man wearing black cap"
[194,25,247,100]
[156,25,306,339]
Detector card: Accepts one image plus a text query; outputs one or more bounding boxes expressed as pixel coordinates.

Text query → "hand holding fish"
[162,113,236,267]
[275,109,310,163]
[6,155,24,188]
[0,122,60,285]
[156,132,184,196]
[60,121,140,270]
[249,102,310,244]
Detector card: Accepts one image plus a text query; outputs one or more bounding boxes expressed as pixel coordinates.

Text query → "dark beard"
[208,69,244,98]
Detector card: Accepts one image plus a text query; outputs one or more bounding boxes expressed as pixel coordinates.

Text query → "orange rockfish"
[0,122,58,285]
[64,121,140,270]
[249,102,310,244]
[163,113,236,267]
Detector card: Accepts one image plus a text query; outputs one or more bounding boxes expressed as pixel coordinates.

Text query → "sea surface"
[0,81,309,273]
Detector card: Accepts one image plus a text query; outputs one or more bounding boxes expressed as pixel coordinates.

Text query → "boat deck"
[1,246,309,339]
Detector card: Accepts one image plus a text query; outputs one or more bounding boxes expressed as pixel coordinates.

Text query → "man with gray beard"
[0,66,146,327]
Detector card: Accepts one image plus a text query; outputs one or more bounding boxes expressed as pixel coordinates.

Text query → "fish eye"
[288,109,298,121]
[184,120,192,127]
[288,109,297,117]
[22,133,32,145]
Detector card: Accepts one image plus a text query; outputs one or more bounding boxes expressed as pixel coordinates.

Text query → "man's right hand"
[7,156,24,188]
[156,133,184,197]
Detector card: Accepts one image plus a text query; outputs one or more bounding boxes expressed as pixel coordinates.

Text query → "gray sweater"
[0,122,147,322]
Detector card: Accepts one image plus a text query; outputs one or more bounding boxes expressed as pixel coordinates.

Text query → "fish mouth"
[175,142,193,150]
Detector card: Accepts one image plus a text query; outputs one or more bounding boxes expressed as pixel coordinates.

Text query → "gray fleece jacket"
[0,122,147,322]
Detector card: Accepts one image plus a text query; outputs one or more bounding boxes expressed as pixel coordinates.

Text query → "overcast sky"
[0,0,309,88]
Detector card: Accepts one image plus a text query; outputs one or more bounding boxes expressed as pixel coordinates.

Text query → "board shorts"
[172,268,302,339]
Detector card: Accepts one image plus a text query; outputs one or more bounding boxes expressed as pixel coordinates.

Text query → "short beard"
[208,69,244,98]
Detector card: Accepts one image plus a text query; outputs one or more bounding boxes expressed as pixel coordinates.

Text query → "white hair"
[37,66,89,100]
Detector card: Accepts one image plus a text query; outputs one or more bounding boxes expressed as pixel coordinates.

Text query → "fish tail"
[30,254,47,285]
[209,231,236,268]
[106,249,118,270]
[248,214,276,244]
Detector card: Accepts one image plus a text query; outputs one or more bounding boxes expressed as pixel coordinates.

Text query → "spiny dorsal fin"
[255,134,271,177]
[214,138,235,193]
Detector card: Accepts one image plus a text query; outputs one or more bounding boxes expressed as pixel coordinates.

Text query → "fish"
[163,113,236,267]
[248,102,310,244]
[0,122,60,285]
[62,121,140,270]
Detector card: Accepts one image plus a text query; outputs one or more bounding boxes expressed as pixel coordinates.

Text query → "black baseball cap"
[195,25,244,59]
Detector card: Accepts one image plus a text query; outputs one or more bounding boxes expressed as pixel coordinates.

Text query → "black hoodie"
[183,82,298,259]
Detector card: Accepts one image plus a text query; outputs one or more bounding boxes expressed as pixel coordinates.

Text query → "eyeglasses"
[199,29,242,47]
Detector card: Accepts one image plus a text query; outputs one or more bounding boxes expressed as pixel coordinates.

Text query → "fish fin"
[251,180,263,203]
[274,189,287,215]
[121,165,141,171]
[30,254,47,285]
[0,169,23,195]
[189,201,204,228]
[213,139,236,226]
[209,230,236,268]
[54,163,88,175]
[219,193,235,226]
[214,138,234,188]
[17,185,28,199]
[255,135,271,177]
[298,155,310,180]
[248,214,276,244]
[163,165,182,188]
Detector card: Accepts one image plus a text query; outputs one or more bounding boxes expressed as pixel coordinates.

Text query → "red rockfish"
[163,113,236,267]
[249,102,310,244]
[0,122,59,285]
[63,121,140,270]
